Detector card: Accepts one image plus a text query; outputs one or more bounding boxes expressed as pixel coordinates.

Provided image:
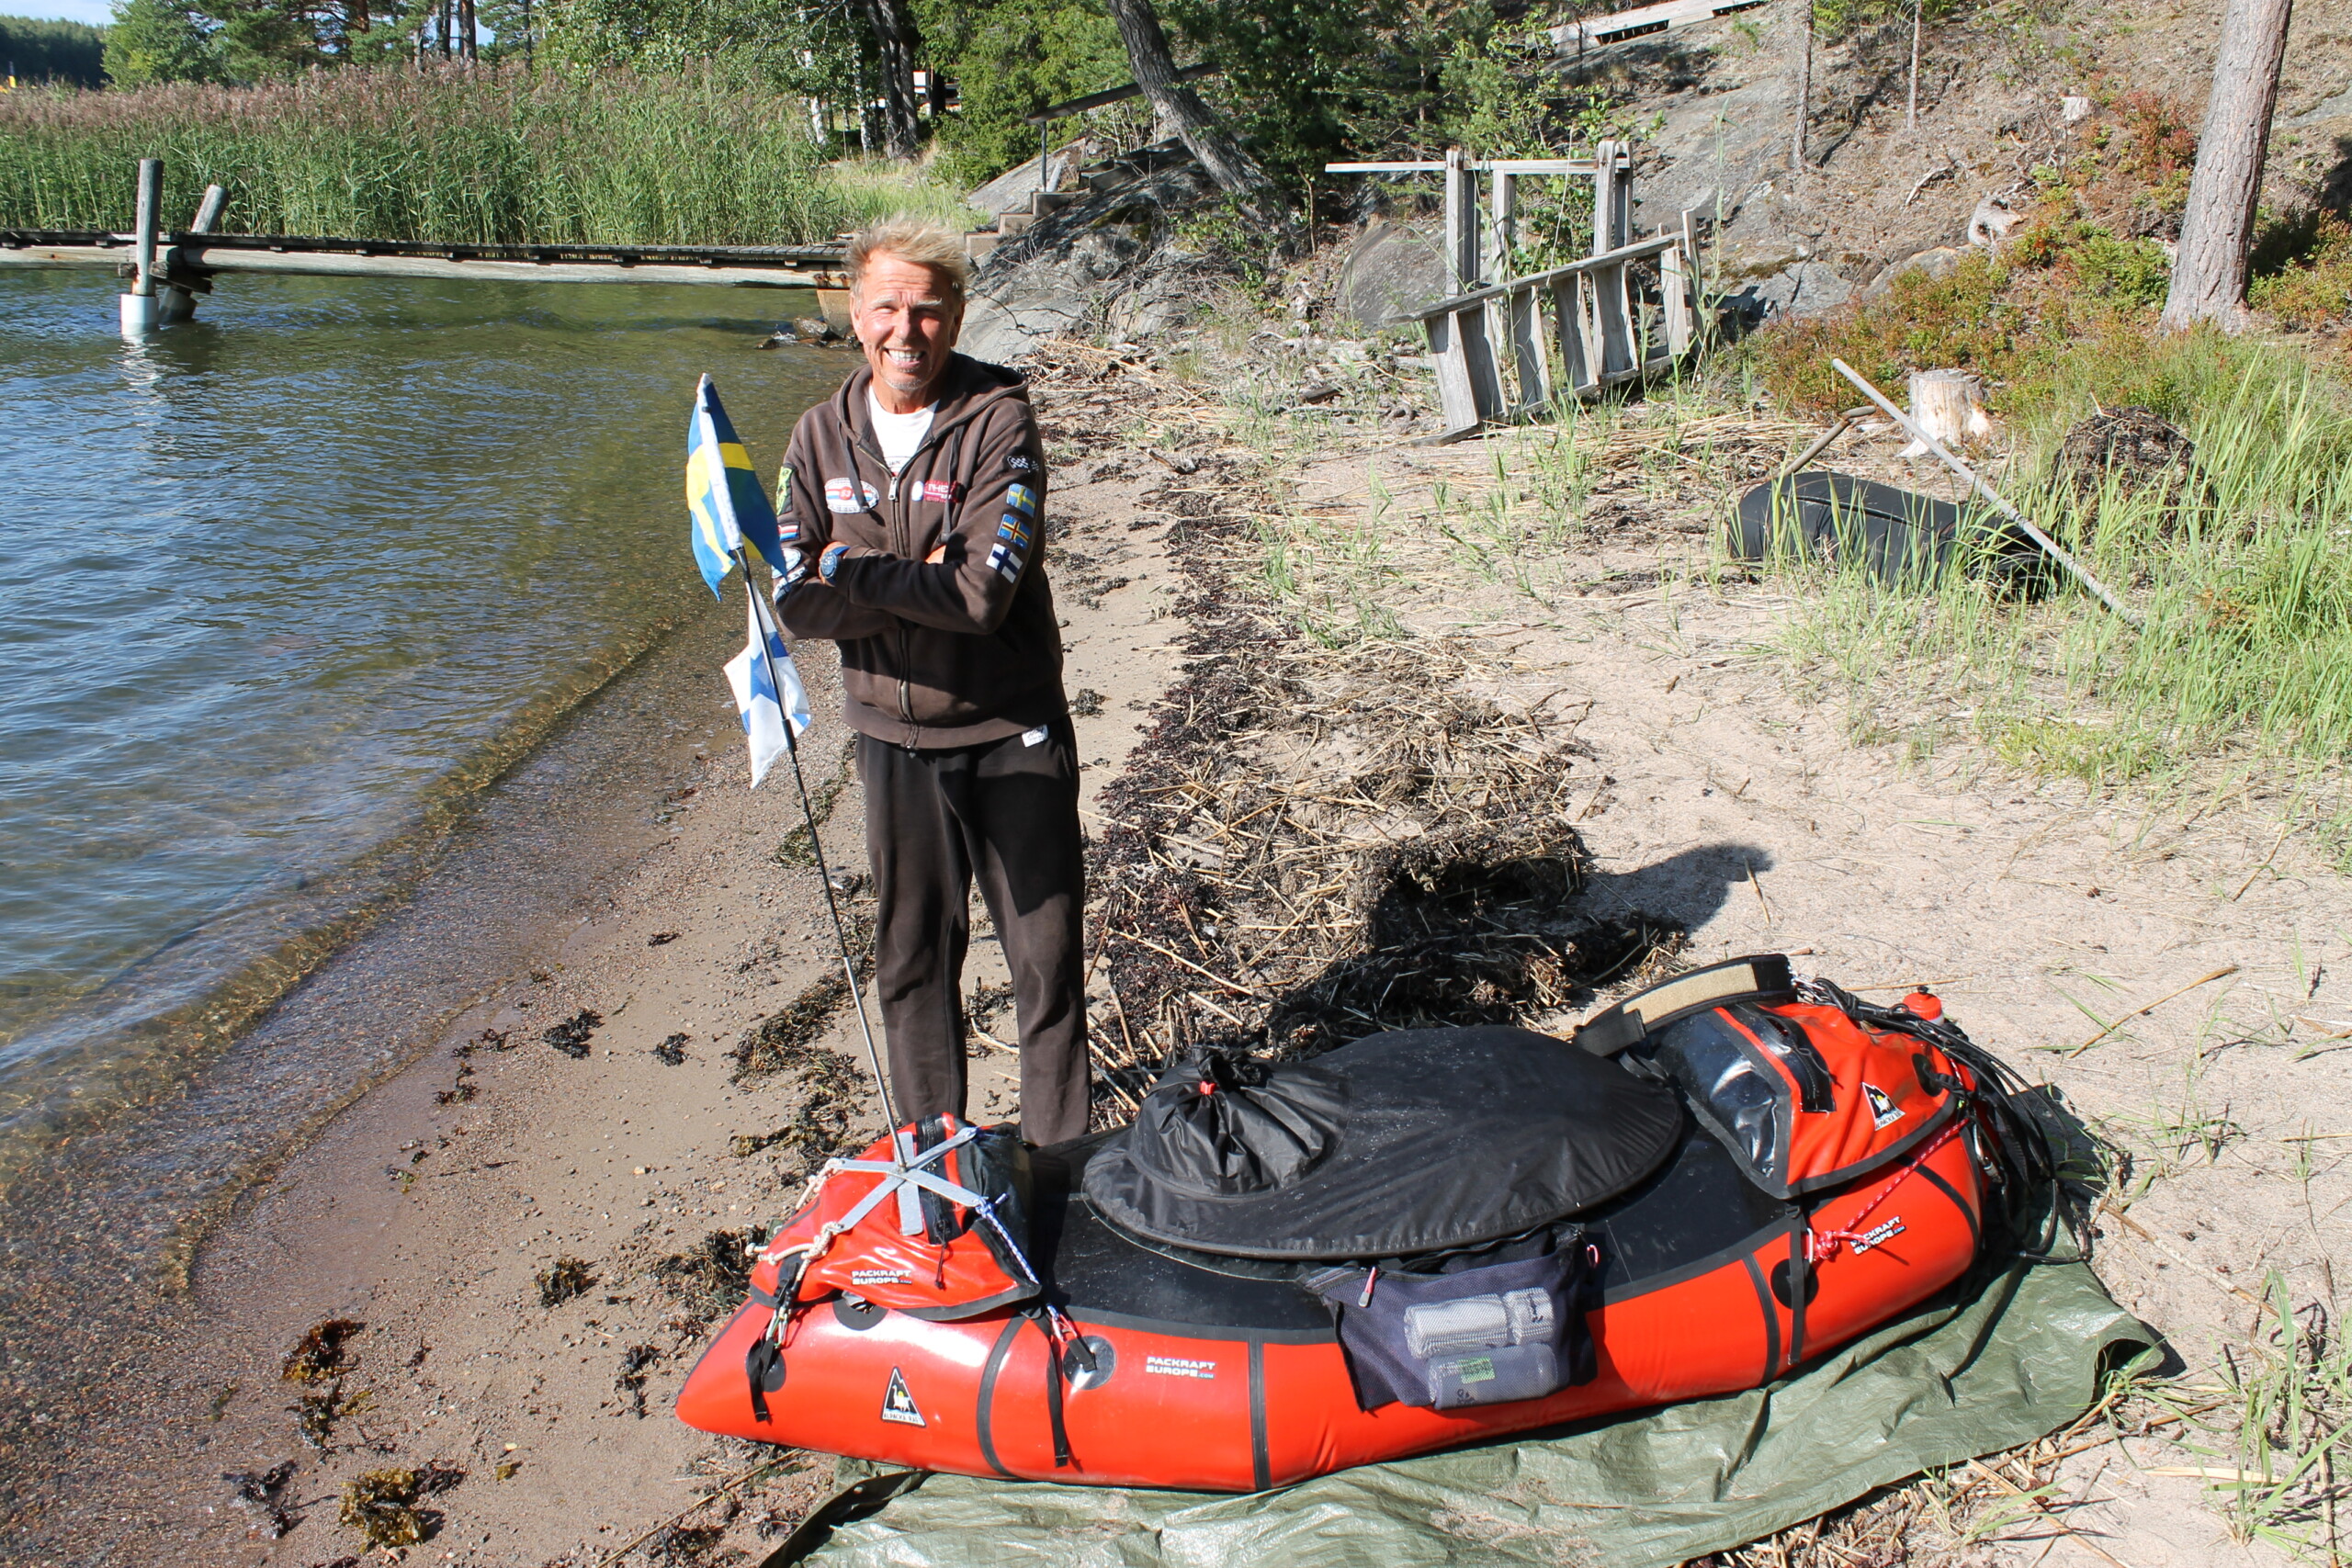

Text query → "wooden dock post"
[119,158,163,335]
[157,183,225,325]
[1443,147,1477,292]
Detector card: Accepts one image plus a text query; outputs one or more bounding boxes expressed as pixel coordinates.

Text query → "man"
[772,218,1089,1147]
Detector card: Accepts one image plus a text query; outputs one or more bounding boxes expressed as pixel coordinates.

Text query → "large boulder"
[1335,220,1451,330]
[958,230,1141,364]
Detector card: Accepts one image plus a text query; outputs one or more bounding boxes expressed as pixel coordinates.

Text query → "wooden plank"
[1504,283,1550,413]
[1444,148,1477,291]
[2,229,844,266]
[1592,258,1635,378]
[1660,214,1697,358]
[1551,277,1592,397]
[1392,233,1677,321]
[1456,302,1504,425]
[131,159,161,299]
[159,183,227,324]
[0,243,842,288]
[1423,309,1484,435]
[1661,236,1690,357]
[1547,0,1770,51]
[1489,168,1517,280]
[1325,159,1600,175]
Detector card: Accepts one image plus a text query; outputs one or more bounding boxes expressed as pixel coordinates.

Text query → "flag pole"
[736,546,899,1132]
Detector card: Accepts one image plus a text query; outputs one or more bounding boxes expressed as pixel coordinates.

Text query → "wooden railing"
[1397,225,1698,436]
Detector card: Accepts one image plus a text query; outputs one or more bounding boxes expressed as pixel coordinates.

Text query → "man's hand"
[819,541,850,583]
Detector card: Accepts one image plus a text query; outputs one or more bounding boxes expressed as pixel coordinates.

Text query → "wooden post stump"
[1905,368,1990,453]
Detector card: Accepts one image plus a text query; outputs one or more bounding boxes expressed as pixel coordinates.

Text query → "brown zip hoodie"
[774,353,1064,749]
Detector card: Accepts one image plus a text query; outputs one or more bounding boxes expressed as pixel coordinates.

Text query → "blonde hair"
[845,219,971,309]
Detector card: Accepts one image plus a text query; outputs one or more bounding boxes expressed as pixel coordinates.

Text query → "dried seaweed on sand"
[1019,338,1683,1120]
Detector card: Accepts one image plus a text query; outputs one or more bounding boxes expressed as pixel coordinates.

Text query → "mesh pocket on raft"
[1307,1240,1600,1413]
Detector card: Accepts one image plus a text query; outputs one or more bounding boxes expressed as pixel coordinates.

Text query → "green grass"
[1758,335,2352,836]
[0,63,973,243]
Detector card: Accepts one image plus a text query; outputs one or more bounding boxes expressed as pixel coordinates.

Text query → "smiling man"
[771,218,1089,1146]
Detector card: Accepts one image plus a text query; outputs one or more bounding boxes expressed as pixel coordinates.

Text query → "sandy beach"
[0,386,1180,1562]
[6,341,2348,1568]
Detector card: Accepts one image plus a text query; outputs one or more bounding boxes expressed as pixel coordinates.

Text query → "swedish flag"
[686,375,786,597]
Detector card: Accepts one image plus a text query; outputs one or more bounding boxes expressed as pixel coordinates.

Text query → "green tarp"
[782,1256,2147,1567]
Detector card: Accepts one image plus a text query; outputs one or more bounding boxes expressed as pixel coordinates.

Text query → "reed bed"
[0,64,971,243]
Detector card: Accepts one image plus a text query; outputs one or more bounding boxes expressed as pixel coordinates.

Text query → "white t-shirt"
[867,389,937,475]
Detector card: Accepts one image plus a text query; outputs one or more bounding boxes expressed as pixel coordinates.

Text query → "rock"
[1734,260,1854,320]
[792,315,839,343]
[961,230,1153,363]
[1634,66,1796,234]
[1865,245,1970,298]
[1335,219,1451,330]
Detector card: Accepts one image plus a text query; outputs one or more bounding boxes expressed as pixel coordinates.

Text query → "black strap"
[1574,953,1797,1055]
[1044,1335,1072,1468]
[745,1338,781,1424]
[1027,1309,1075,1469]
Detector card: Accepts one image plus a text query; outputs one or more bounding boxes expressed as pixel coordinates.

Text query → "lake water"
[0,267,839,1168]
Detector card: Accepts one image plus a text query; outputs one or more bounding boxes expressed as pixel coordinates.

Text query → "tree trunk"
[2162,0,2294,333]
[1792,0,1813,170]
[1906,0,1920,130]
[459,0,476,61]
[862,0,922,161]
[1101,0,1300,250]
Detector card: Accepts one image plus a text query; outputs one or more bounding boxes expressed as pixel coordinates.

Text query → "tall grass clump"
[0,64,971,244]
[1768,335,2352,832]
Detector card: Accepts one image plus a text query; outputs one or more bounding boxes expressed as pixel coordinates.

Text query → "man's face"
[852,253,963,409]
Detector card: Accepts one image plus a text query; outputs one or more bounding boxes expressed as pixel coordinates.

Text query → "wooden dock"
[0,228,848,289]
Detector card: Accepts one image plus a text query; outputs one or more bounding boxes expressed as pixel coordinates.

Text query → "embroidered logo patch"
[1862,1082,1903,1129]
[880,1367,926,1427]
[986,543,1024,583]
[1004,453,1035,472]
[995,513,1033,551]
[1005,483,1037,516]
[825,477,879,513]
[921,479,960,503]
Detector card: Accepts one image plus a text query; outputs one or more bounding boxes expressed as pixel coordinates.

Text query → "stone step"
[964,230,1002,259]
[1032,188,1076,214]
[999,209,1035,236]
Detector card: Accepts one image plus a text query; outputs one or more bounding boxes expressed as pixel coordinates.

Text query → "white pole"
[736,547,899,1128]
[1830,358,2140,626]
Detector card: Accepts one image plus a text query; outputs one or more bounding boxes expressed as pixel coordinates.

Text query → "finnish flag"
[723,590,810,788]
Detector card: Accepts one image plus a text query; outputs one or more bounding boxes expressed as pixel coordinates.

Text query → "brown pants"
[857,720,1090,1145]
